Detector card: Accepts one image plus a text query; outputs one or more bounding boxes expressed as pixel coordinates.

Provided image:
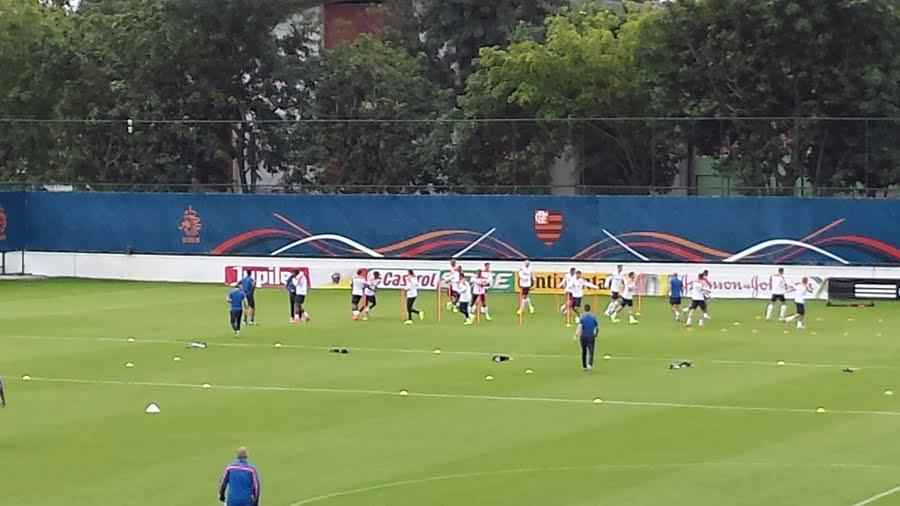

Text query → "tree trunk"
[550,142,578,195]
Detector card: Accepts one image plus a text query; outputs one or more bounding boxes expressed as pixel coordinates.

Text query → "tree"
[24,0,319,190]
[0,0,75,180]
[654,0,900,193]
[288,37,454,189]
[381,0,566,93]
[460,2,678,190]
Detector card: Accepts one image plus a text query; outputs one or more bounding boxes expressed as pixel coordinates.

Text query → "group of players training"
[227,261,814,334]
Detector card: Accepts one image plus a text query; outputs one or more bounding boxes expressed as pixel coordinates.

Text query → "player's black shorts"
[571,297,583,308]
[295,294,306,305]
[771,294,786,302]
[351,294,362,306]
[689,299,707,311]
[366,295,377,306]
[245,293,256,309]
[622,298,633,307]
[795,303,805,315]
[611,292,620,300]
[520,287,531,296]
[669,296,682,306]
[473,293,486,304]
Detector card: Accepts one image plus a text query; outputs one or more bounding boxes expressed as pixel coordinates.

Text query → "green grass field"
[3,278,900,506]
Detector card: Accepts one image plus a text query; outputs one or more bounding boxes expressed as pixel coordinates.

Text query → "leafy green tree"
[289,37,454,189]
[0,0,75,180]
[382,0,566,93]
[654,0,900,193]
[461,3,677,189]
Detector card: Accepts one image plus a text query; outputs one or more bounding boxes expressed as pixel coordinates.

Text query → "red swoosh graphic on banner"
[620,232,730,258]
[212,229,301,255]
[814,236,900,260]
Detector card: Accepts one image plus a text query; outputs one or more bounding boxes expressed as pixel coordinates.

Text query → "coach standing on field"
[219,447,261,506]
[576,305,600,371]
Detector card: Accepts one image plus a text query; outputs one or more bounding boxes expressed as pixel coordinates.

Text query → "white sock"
[779,305,787,319]
[686,313,693,326]
[797,321,803,329]
[765,304,773,320]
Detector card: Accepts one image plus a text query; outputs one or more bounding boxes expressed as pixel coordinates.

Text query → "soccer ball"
[331,273,341,284]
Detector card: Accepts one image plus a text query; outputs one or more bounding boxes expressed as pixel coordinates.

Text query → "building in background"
[323,0,384,48]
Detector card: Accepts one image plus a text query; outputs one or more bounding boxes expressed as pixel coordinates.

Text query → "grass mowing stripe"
[19,376,900,417]
[4,334,899,370]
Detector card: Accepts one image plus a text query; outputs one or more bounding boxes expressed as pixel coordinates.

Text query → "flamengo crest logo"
[534,209,563,246]
[178,206,202,244]
[0,206,6,240]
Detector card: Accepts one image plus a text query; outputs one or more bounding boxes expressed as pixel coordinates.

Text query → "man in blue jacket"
[227,285,246,337]
[219,447,261,506]
[240,272,257,326]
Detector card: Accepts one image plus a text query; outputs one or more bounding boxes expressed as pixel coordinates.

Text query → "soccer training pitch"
[3,278,900,506]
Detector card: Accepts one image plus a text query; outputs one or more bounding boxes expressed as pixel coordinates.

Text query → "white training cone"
[777,361,785,366]
[433,349,442,355]
[173,356,182,362]
[885,389,895,396]
[815,407,826,413]
[144,403,161,415]
[593,398,603,404]
[274,342,283,348]
[485,375,494,381]
[525,369,534,375]
[125,362,135,368]
[22,375,31,381]
[399,390,409,396]
[603,354,612,360]
[201,383,211,389]
[127,337,136,343]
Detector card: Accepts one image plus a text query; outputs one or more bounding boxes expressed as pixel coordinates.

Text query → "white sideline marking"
[285,463,899,506]
[5,334,900,371]
[18,376,900,418]
[850,485,900,506]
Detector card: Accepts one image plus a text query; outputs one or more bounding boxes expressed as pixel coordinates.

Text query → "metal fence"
[2,116,899,197]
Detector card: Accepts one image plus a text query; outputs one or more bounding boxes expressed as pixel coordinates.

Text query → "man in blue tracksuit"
[227,285,246,337]
[219,447,260,506]
[240,272,257,326]
[576,305,600,371]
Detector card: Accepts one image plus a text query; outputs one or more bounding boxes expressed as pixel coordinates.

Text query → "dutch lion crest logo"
[178,206,202,244]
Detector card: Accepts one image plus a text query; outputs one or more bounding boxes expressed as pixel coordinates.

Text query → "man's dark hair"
[585,304,592,312]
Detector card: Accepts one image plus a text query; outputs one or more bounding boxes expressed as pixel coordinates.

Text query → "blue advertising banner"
[0,192,26,252]
[13,192,900,265]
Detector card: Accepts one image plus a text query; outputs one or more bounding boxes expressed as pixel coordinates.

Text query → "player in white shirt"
[566,271,598,327]
[480,263,493,319]
[350,269,367,320]
[471,270,492,321]
[605,265,625,319]
[685,272,712,327]
[516,260,536,315]
[361,271,382,321]
[293,270,311,322]
[766,267,788,321]
[403,270,424,325]
[560,267,577,314]
[458,277,474,325]
[612,272,640,324]
[784,277,812,329]
[443,265,463,313]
